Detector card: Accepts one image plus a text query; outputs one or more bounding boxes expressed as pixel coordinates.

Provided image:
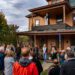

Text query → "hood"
[67,58,75,61]
[19,57,32,67]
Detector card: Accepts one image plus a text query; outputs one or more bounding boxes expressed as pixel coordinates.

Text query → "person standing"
[15,44,21,61]
[60,51,75,75]
[13,47,39,75]
[59,51,65,65]
[4,48,14,75]
[33,44,39,59]
[29,49,43,75]
[51,47,57,61]
[43,44,47,61]
[0,44,5,75]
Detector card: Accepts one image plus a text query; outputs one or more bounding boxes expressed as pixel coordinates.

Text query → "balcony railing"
[32,23,75,31]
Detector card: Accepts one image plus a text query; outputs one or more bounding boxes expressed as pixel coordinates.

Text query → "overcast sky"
[0,0,47,31]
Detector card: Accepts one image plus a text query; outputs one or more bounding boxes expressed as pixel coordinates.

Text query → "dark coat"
[0,53,5,70]
[33,47,39,59]
[15,47,21,61]
[51,52,57,60]
[60,58,75,75]
[32,57,43,75]
[48,65,60,75]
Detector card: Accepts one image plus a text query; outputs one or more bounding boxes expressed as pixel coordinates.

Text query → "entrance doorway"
[40,37,47,48]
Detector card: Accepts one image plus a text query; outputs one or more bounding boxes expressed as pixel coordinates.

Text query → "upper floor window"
[56,15,63,23]
[73,16,75,21]
[35,19,40,26]
[73,16,75,25]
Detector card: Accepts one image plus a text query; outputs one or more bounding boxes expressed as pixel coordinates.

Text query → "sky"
[0,0,47,32]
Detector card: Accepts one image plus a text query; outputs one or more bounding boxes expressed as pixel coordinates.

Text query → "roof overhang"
[17,30,75,36]
[26,1,72,18]
[29,1,72,12]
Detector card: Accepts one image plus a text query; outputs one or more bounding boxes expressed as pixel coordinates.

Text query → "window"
[73,16,75,25]
[35,19,40,26]
[56,15,63,23]
[73,16,75,21]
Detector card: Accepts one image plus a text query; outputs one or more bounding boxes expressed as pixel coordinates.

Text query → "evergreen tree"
[0,12,18,45]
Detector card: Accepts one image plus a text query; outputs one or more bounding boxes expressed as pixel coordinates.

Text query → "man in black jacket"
[29,49,43,75]
[33,44,39,59]
[60,51,75,75]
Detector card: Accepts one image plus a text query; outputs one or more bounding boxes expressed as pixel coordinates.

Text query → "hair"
[5,49,14,57]
[53,59,59,65]
[67,51,74,58]
[21,47,30,57]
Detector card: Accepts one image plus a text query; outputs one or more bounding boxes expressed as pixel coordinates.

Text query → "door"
[39,36,47,48]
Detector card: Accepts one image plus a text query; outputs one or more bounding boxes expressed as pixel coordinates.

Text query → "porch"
[31,34,75,51]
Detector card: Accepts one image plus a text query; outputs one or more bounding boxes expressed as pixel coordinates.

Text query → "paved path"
[42,62,53,71]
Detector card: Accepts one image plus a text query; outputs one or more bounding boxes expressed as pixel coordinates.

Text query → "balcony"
[32,23,75,31]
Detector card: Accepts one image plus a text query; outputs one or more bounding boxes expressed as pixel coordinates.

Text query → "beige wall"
[29,16,45,30]
[29,18,32,30]
[48,1,51,5]
[47,36,56,50]
[49,15,56,25]
[33,16,45,26]
[65,12,73,26]
[29,15,57,31]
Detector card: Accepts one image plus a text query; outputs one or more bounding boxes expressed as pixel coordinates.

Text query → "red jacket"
[13,61,39,75]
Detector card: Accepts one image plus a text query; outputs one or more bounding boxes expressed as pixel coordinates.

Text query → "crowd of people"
[48,50,75,75]
[0,43,75,75]
[0,43,43,75]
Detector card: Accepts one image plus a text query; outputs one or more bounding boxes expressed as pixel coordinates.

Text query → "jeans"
[43,53,47,61]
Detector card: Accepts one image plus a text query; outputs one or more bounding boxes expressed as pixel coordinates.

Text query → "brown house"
[18,0,75,50]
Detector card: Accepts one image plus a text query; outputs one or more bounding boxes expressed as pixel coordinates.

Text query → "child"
[4,48,14,75]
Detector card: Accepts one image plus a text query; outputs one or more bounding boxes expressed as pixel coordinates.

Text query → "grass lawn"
[41,70,48,75]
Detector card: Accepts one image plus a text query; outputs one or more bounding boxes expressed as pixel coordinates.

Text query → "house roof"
[26,14,37,18]
[26,1,72,18]
[17,30,75,36]
[46,0,51,2]
[29,1,71,12]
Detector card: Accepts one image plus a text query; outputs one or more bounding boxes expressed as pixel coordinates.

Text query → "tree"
[0,12,18,45]
[8,25,18,45]
[0,12,9,43]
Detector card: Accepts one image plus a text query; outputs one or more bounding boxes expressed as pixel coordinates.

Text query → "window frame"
[56,15,63,23]
[35,19,40,26]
